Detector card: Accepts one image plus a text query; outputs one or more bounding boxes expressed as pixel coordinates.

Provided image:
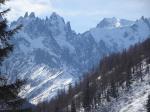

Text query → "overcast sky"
[5,0,150,33]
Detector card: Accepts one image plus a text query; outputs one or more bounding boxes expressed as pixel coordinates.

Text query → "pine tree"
[147,95,150,112]
[0,0,30,111]
[71,100,76,112]
[68,83,73,98]
[83,78,91,112]
[54,105,59,112]
[110,82,117,98]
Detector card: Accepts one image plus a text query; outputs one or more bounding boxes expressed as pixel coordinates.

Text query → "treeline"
[35,37,150,112]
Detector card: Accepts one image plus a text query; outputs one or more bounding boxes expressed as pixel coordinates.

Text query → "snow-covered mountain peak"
[141,16,145,20]
[29,12,35,18]
[24,12,28,18]
[97,17,121,28]
[4,13,150,104]
[23,12,36,19]
[50,12,60,19]
[97,17,134,29]
[50,12,65,26]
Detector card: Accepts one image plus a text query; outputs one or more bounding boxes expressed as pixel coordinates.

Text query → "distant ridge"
[2,12,150,104]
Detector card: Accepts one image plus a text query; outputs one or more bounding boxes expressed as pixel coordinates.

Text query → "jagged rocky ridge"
[2,12,150,104]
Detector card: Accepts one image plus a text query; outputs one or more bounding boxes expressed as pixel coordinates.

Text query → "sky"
[4,0,150,33]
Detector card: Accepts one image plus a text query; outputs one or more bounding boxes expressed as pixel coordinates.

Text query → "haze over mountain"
[2,12,150,104]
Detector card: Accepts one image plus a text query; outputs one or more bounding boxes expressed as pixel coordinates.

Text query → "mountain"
[2,12,150,104]
[78,38,150,112]
[35,37,150,112]
[96,17,134,28]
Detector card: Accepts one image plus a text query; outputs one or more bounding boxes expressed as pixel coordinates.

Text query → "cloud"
[4,0,150,33]
[6,0,54,20]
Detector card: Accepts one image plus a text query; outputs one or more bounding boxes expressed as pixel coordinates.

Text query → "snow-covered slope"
[3,12,150,104]
[92,60,150,112]
[112,61,150,112]
[19,64,74,104]
[90,17,150,50]
[78,60,150,112]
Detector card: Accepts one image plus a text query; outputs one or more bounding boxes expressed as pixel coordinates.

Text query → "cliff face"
[3,12,150,104]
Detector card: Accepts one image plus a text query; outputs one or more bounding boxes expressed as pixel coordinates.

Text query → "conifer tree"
[71,100,76,112]
[110,82,117,98]
[54,105,59,112]
[0,0,30,111]
[147,95,150,112]
[83,78,91,112]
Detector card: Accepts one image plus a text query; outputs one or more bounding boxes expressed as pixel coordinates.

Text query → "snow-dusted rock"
[3,12,150,104]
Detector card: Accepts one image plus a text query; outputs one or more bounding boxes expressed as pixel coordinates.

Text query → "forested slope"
[35,37,150,112]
